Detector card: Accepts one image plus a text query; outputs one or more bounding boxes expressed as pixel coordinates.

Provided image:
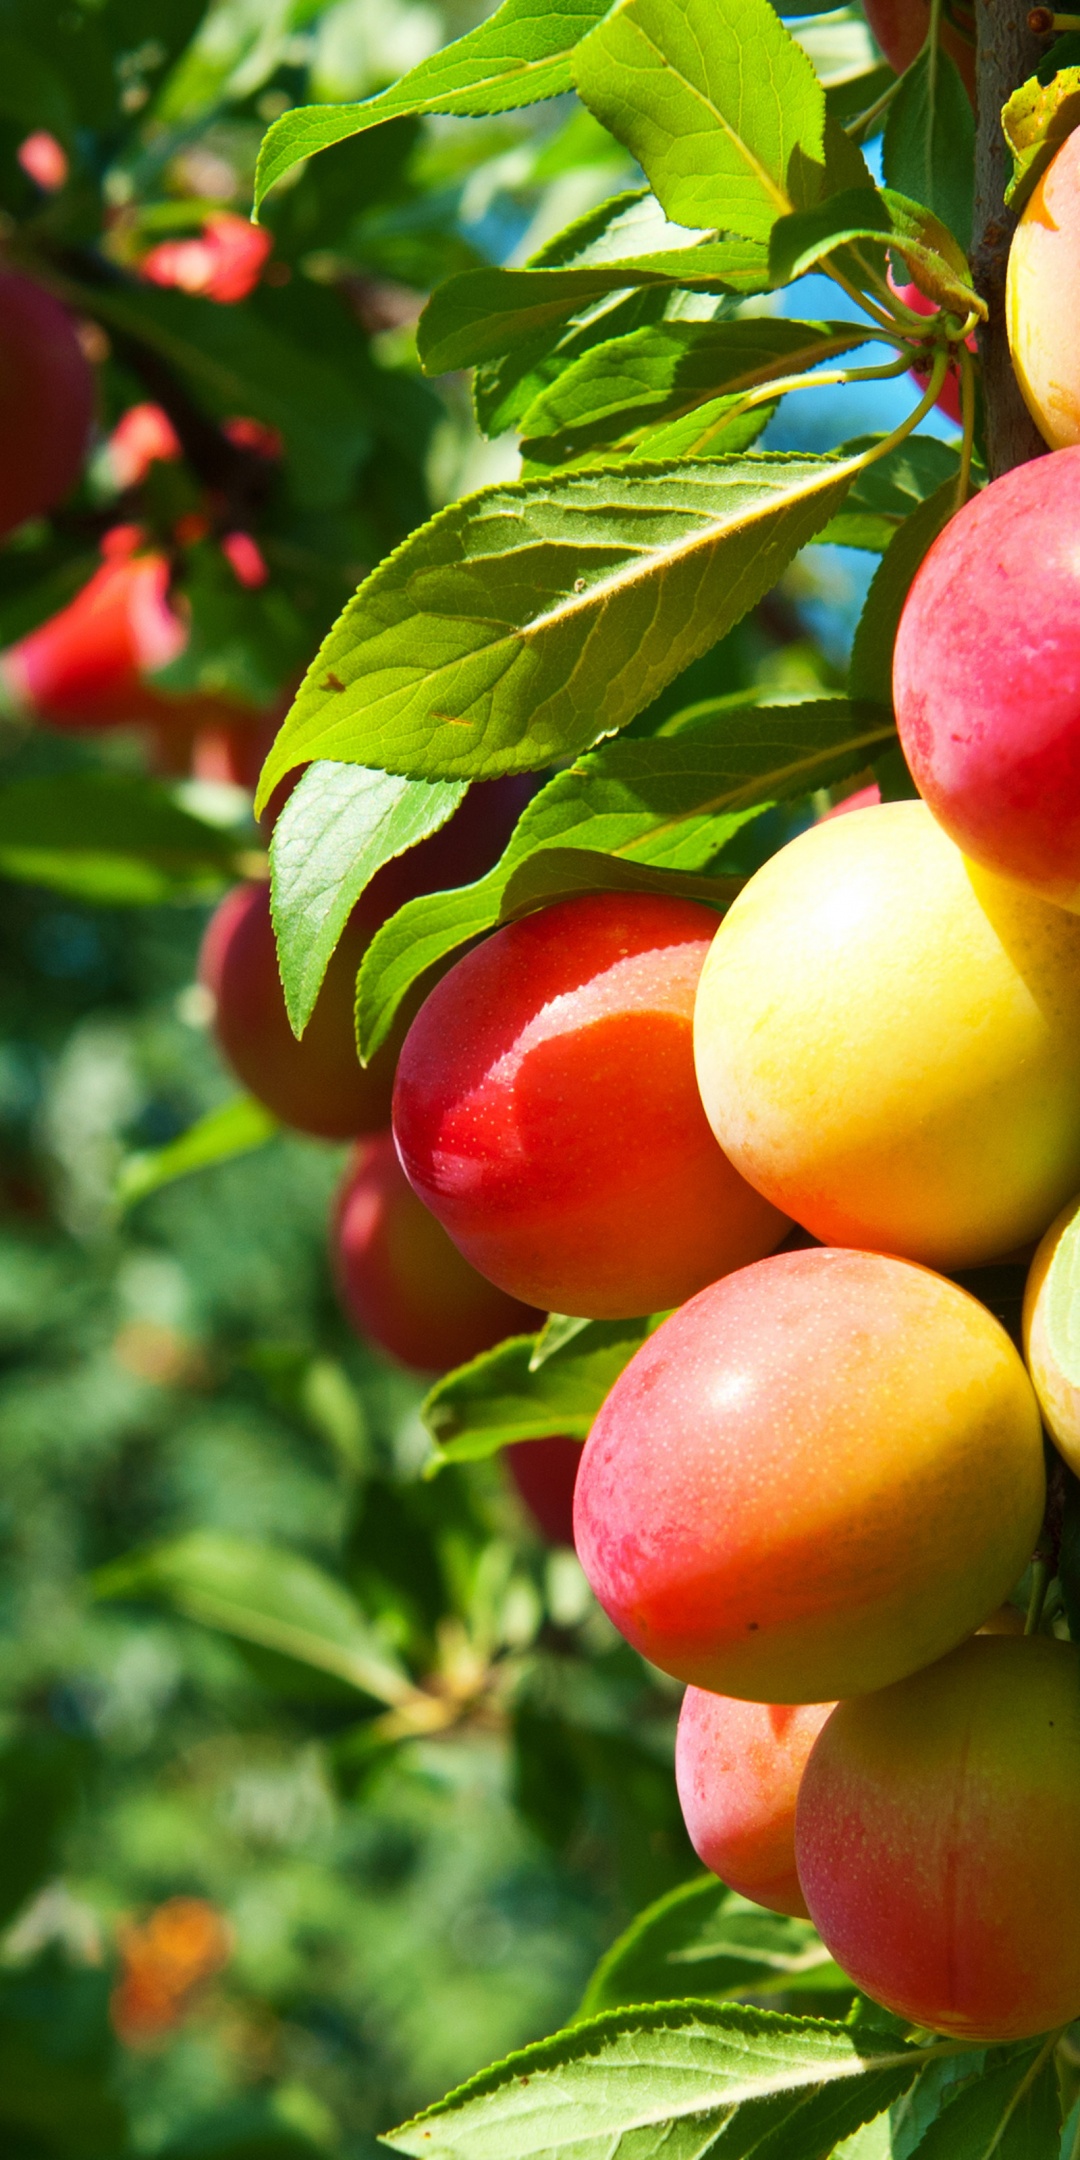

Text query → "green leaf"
[93,1531,412,1706]
[355,695,893,1057]
[517,318,869,463]
[817,435,962,551]
[116,1096,280,1212]
[270,763,466,1036]
[253,0,614,211]
[473,194,677,434]
[469,188,758,431]
[882,49,975,251]
[381,2000,926,2160]
[834,2118,894,2158]
[582,390,772,466]
[1002,64,1080,214]
[254,455,857,804]
[0,771,243,906]
[572,0,827,240]
[419,243,772,377]
[769,186,982,317]
[1061,2096,1080,2159]
[886,2051,991,2158]
[826,60,897,134]
[904,2041,1061,2158]
[849,475,959,705]
[580,1876,848,2018]
[422,1318,653,1463]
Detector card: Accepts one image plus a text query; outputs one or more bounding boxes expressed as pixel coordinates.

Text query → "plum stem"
[1025,1559,1050,1634]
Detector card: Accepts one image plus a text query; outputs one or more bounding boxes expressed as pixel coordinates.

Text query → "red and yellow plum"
[392,892,789,1320]
[573,1247,1044,1703]
[894,454,1080,910]
[333,1132,538,1371]
[676,1689,835,1916]
[796,1636,1080,2041]
[694,802,1080,1266]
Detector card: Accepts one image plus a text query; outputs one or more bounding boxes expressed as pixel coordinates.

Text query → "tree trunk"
[971,0,1048,474]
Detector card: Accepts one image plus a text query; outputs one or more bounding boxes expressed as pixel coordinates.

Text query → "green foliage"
[882,50,975,252]
[255,456,855,798]
[0,772,244,904]
[1002,61,1080,212]
[516,318,870,468]
[849,478,961,706]
[579,1876,849,2015]
[382,2000,928,2159]
[95,1529,414,1703]
[573,0,829,239]
[270,763,466,1034]
[901,2040,1062,2156]
[417,240,773,376]
[254,0,614,210]
[116,1094,281,1210]
[769,186,981,316]
[422,1318,655,1462]
[818,436,963,551]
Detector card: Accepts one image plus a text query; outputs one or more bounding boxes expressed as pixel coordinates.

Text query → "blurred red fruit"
[17,131,68,192]
[222,415,282,460]
[1,535,186,726]
[506,1437,582,1546]
[863,0,975,95]
[104,403,182,489]
[334,1132,539,1370]
[140,214,272,304]
[111,1897,231,2049]
[0,267,95,536]
[221,531,268,587]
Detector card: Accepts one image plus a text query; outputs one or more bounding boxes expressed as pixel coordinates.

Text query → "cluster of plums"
[200,202,1080,2032]
[17,71,1080,2037]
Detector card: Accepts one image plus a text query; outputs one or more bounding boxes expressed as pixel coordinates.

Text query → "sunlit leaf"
[422,1318,654,1463]
[517,318,868,465]
[573,0,827,240]
[383,2000,927,2160]
[882,48,975,252]
[1002,62,1080,214]
[270,762,466,1035]
[419,243,772,376]
[255,456,857,804]
[253,0,614,211]
[579,1876,848,2017]
[769,186,982,317]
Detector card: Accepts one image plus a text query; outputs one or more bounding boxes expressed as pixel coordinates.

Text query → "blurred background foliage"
[0,0,935,2152]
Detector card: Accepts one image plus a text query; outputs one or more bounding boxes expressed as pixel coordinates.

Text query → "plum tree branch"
[972,0,1048,472]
